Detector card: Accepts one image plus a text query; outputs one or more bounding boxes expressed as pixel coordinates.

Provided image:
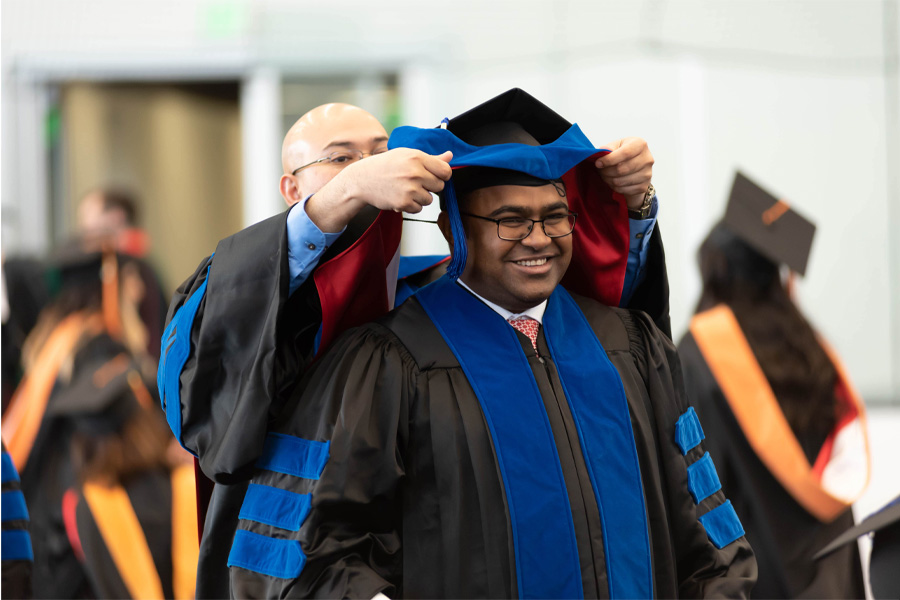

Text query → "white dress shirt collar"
[456,279,547,324]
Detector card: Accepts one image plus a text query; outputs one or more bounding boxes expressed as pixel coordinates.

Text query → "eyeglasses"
[459,211,578,241]
[291,148,388,175]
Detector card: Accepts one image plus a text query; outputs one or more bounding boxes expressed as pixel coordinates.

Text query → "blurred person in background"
[73,186,167,359]
[159,97,669,598]
[678,172,869,599]
[2,254,49,411]
[2,187,159,411]
[57,386,197,599]
[77,186,148,258]
[1,248,180,598]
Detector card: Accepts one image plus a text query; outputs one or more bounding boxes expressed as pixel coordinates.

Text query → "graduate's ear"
[280,175,303,207]
[437,211,454,253]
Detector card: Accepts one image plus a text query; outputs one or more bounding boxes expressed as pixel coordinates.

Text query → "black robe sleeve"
[230,325,411,600]
[1,442,33,600]
[625,224,671,339]
[618,310,757,598]
[163,211,315,483]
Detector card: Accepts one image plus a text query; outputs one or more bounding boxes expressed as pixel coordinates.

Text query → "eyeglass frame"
[458,211,578,241]
[290,148,388,176]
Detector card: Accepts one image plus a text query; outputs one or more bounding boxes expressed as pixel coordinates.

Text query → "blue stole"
[415,276,653,599]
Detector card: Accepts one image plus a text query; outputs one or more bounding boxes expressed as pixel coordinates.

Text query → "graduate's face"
[457,184,573,313]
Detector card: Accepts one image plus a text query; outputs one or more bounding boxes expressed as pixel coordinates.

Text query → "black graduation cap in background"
[45,352,143,435]
[814,497,900,599]
[723,172,817,276]
[44,245,105,296]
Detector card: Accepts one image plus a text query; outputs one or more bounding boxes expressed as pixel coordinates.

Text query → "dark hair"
[70,404,172,486]
[98,187,139,227]
[696,223,838,456]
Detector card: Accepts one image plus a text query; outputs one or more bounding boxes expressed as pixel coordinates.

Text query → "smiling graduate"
[226,89,756,599]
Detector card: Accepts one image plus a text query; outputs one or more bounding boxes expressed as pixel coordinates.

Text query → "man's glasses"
[459,211,578,241]
[291,148,388,175]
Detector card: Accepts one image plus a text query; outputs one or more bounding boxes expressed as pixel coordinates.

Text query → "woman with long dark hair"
[1,248,197,598]
[678,174,869,599]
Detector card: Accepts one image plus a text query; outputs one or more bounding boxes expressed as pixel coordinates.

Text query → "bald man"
[159,103,664,598]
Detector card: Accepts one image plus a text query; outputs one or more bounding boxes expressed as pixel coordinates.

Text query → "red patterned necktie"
[508,316,540,355]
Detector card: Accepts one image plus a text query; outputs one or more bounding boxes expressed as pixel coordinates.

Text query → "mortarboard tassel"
[443,179,468,280]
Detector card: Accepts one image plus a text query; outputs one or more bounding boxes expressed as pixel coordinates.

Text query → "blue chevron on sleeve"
[675,407,705,455]
[256,433,330,480]
[239,484,312,531]
[227,530,306,579]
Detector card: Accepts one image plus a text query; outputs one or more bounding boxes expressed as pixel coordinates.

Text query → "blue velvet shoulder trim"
[157,261,212,451]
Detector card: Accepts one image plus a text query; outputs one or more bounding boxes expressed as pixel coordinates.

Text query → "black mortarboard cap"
[444,89,570,197]
[723,172,817,276]
[45,352,143,435]
[449,88,572,144]
[814,496,900,599]
[45,244,104,296]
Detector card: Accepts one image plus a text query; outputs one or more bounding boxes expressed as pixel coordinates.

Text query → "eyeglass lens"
[498,214,576,240]
[326,148,388,166]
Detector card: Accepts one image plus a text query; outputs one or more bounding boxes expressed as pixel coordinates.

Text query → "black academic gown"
[1,257,48,411]
[13,329,157,599]
[69,470,175,598]
[165,210,672,599]
[19,334,130,599]
[679,331,865,599]
[229,292,755,599]
[65,466,199,600]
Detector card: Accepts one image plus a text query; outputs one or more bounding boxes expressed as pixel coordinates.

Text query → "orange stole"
[689,305,869,523]
[2,312,102,470]
[82,464,199,599]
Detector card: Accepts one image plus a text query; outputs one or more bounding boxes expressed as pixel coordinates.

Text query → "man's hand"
[307,149,453,232]
[595,138,654,210]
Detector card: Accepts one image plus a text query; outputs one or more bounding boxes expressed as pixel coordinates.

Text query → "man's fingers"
[595,138,647,167]
[604,169,652,190]
[616,184,652,198]
[415,192,435,207]
[421,175,446,195]
[600,151,652,176]
[401,194,432,213]
[600,165,653,185]
[424,151,454,180]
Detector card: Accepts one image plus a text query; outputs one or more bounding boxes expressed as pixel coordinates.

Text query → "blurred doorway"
[57,81,243,295]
